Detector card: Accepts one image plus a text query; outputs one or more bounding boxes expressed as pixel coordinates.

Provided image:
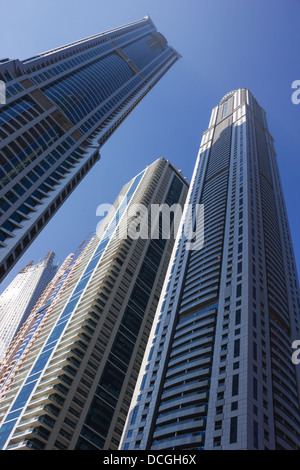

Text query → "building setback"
[0,15,181,282]
[0,251,58,360]
[0,157,188,450]
[120,88,300,451]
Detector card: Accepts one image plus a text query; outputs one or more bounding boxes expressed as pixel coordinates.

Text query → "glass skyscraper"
[0,15,181,283]
[121,88,300,451]
[0,158,188,450]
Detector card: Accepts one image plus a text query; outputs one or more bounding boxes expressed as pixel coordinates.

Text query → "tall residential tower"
[0,158,188,450]
[121,88,300,451]
[0,240,91,399]
[0,15,180,282]
[0,252,58,360]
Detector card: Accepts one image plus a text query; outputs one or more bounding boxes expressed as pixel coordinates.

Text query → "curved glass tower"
[121,88,300,450]
[0,15,181,283]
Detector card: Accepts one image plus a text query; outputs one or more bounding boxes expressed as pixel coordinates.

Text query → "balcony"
[6,425,50,450]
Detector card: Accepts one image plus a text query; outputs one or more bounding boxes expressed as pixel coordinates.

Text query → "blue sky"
[1,0,300,292]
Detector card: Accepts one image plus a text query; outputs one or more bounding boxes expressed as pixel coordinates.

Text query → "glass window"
[232,374,239,396]
[230,416,238,444]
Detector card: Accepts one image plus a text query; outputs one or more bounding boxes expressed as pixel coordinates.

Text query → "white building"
[121,89,300,451]
[0,252,58,360]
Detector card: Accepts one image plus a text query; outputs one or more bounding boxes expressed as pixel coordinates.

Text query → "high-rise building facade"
[0,15,181,282]
[121,89,300,451]
[0,158,188,450]
[0,238,92,398]
[0,251,58,360]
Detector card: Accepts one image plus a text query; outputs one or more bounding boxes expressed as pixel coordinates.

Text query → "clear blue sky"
[1,0,300,293]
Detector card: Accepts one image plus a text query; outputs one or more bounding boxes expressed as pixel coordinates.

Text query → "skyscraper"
[0,157,188,450]
[0,238,91,398]
[0,251,58,360]
[121,88,300,451]
[0,15,181,283]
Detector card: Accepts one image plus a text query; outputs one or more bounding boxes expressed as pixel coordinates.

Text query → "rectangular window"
[148,346,154,362]
[140,374,147,391]
[230,416,238,444]
[253,342,257,361]
[234,339,240,358]
[130,406,139,425]
[232,374,239,396]
[253,421,258,449]
[235,309,241,325]
[253,377,258,400]
[237,262,242,274]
